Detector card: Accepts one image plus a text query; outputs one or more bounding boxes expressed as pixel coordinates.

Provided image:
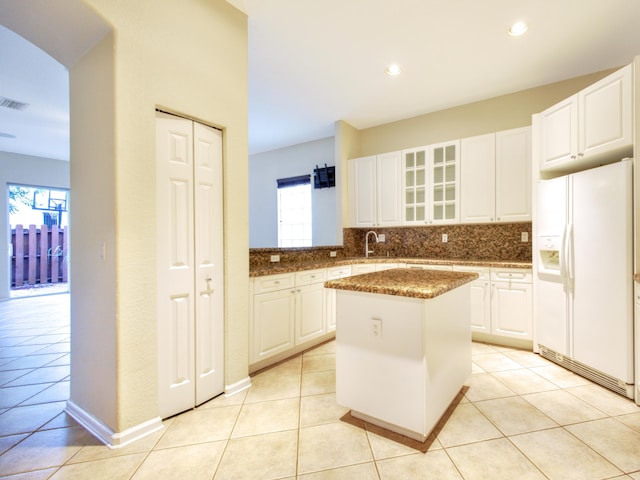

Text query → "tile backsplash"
[343,223,532,261]
[250,223,532,268]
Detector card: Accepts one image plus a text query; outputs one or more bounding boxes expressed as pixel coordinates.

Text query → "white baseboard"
[65,400,164,449]
[225,376,251,397]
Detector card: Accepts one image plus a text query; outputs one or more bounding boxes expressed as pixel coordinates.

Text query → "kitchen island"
[325,268,478,442]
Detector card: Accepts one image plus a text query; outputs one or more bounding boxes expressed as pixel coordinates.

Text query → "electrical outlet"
[329,251,337,257]
[371,318,382,338]
[270,255,280,262]
[378,234,386,243]
[442,233,448,243]
[521,232,529,242]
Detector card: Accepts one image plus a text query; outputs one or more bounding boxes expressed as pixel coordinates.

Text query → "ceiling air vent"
[0,96,29,111]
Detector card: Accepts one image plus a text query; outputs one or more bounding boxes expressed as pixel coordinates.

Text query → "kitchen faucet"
[365,231,379,258]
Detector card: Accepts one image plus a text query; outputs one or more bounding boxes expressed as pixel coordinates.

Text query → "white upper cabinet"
[460,133,495,223]
[402,146,429,225]
[348,155,376,227]
[430,140,460,224]
[540,64,633,175]
[495,127,531,222]
[460,127,531,224]
[348,152,402,227]
[376,151,403,226]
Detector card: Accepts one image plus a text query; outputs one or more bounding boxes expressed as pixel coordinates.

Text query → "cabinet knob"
[578,152,584,157]
[570,154,577,159]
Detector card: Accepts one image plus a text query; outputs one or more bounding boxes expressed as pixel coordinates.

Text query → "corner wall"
[75,0,249,435]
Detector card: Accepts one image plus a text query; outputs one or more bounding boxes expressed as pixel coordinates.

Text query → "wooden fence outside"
[11,224,69,287]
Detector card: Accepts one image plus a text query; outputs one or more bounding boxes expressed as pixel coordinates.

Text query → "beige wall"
[354,69,618,157]
[68,0,249,434]
[69,31,118,428]
[334,120,361,243]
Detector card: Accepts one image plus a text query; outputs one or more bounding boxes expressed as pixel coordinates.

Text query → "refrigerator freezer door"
[571,160,634,383]
[536,176,570,354]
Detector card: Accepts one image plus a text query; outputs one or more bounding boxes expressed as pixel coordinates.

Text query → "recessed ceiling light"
[508,21,528,36]
[385,64,402,76]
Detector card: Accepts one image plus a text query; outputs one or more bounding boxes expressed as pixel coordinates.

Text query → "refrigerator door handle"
[560,224,568,291]
[566,222,575,293]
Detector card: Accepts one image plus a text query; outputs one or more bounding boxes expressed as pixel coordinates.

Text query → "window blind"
[277,174,310,188]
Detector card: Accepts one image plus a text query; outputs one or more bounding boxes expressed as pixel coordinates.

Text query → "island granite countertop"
[324,268,479,300]
[250,257,531,277]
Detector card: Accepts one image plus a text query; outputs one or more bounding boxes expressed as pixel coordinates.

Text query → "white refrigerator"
[536,159,634,398]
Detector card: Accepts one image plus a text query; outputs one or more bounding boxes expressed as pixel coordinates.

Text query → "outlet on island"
[442,234,448,243]
[370,318,382,339]
[270,255,280,262]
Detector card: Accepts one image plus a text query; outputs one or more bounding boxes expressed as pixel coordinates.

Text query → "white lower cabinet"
[490,270,533,340]
[251,263,533,368]
[453,266,532,341]
[295,269,327,344]
[251,269,327,365]
[251,273,296,363]
[326,265,352,332]
[453,266,491,333]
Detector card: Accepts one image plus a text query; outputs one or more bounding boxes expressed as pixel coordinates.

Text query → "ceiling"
[2,0,640,160]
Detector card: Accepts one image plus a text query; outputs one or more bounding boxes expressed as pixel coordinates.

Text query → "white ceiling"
[2,0,640,160]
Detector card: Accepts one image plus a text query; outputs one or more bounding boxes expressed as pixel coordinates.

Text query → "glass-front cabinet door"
[402,146,429,225]
[430,140,460,223]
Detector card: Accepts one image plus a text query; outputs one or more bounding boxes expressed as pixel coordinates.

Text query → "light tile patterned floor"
[2,293,640,479]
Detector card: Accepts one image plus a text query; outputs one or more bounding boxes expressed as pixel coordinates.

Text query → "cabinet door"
[253,289,295,362]
[495,127,531,222]
[376,151,402,226]
[579,64,632,161]
[491,281,532,339]
[402,147,429,225]
[326,266,352,332]
[469,280,491,333]
[296,282,326,344]
[453,266,491,333]
[348,155,376,227]
[539,95,577,171]
[460,134,495,223]
[430,140,460,224]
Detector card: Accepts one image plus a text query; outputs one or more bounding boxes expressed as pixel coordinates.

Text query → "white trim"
[65,400,164,449]
[224,376,251,397]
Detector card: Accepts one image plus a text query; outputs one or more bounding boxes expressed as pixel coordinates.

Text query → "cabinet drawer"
[295,268,326,286]
[327,265,352,280]
[351,264,377,275]
[453,265,490,280]
[491,269,532,283]
[253,273,295,293]
[406,264,452,271]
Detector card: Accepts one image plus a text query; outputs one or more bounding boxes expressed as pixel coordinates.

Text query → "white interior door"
[193,121,224,406]
[156,112,224,419]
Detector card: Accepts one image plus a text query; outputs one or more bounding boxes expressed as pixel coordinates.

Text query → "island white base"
[336,285,471,442]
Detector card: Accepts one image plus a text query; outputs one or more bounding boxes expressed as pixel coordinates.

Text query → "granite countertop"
[250,257,532,277]
[324,268,479,300]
